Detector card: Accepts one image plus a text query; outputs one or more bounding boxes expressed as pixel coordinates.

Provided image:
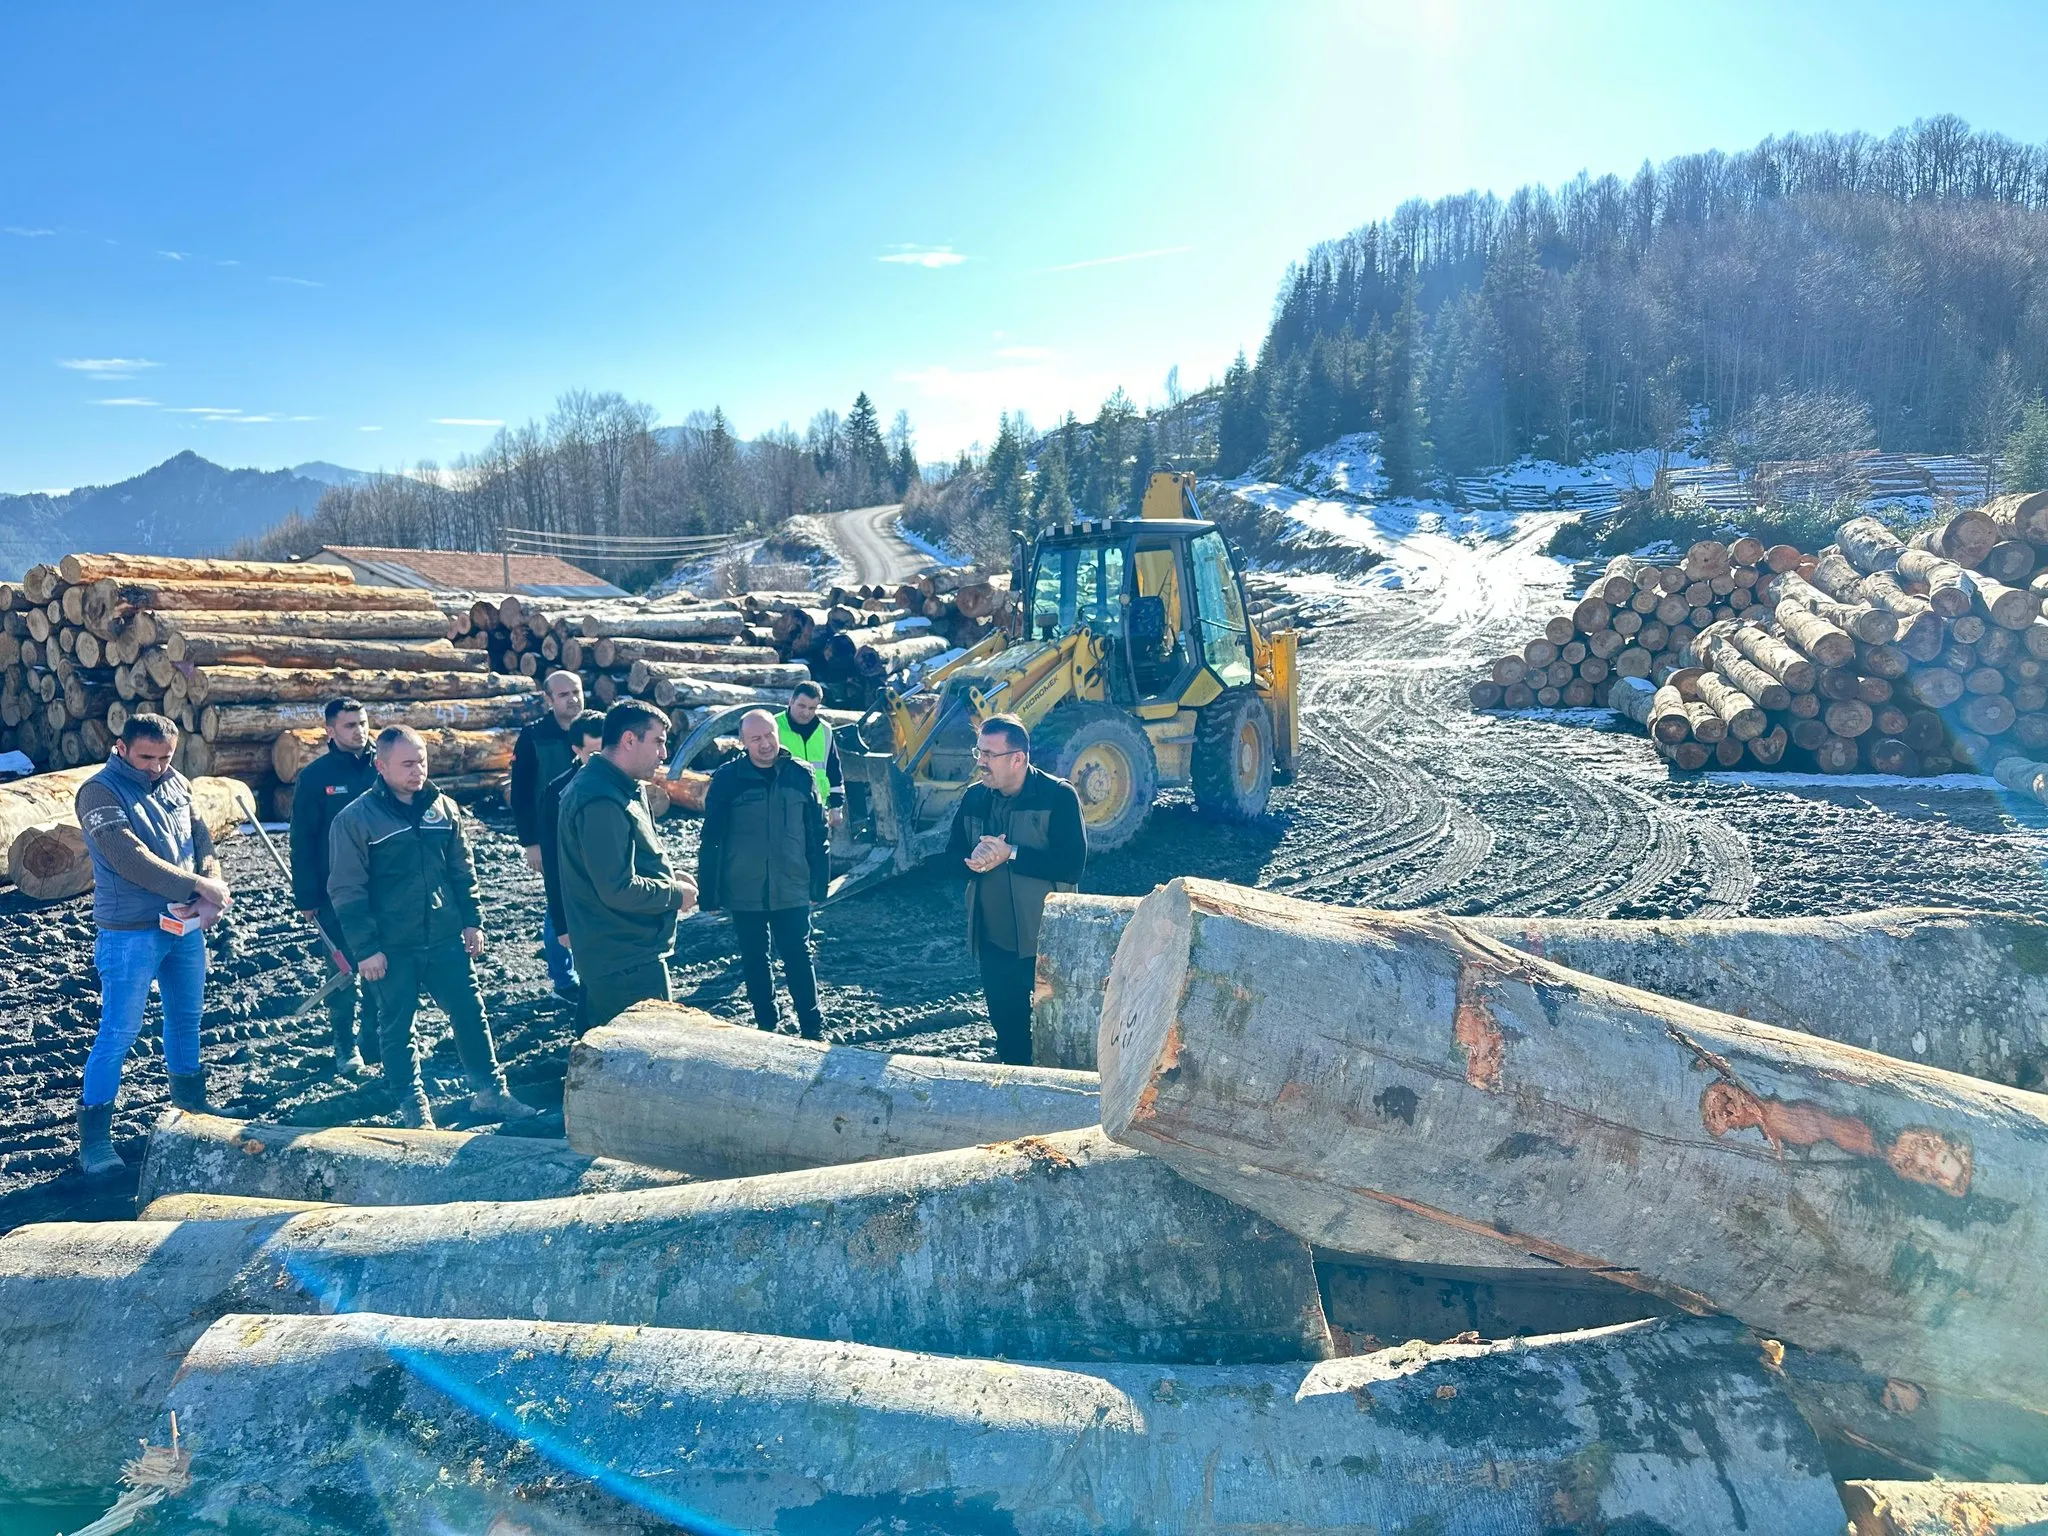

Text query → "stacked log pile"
[0,553,537,807]
[1476,495,2048,776]
[444,566,1017,722]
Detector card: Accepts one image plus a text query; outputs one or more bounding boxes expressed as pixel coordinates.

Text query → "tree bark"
[6,776,242,899]
[173,633,484,672]
[138,1194,330,1220]
[58,553,358,587]
[154,1312,1840,1536]
[1035,894,2048,1090]
[589,636,780,668]
[1841,1480,2048,1534]
[107,581,439,614]
[565,1005,1100,1176]
[184,665,529,705]
[625,659,809,694]
[154,608,452,640]
[1894,550,1977,618]
[561,608,746,640]
[136,1109,687,1208]
[1098,879,2048,1418]
[1837,517,1907,574]
[0,1128,1330,1496]
[1731,622,1819,690]
[270,725,515,783]
[208,692,539,742]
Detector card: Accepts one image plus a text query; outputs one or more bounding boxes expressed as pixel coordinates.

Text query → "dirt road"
[5,513,2046,1234]
[825,502,922,586]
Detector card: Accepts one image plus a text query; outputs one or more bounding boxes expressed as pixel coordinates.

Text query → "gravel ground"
[5,528,2048,1238]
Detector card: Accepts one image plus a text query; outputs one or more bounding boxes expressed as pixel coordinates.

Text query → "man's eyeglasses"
[972,747,1022,762]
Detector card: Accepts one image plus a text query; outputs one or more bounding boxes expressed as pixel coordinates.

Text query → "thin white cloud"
[230,414,279,424]
[432,417,503,427]
[285,414,317,422]
[163,406,241,414]
[5,226,54,238]
[60,357,160,378]
[269,274,322,287]
[1043,244,1193,273]
[158,250,188,261]
[994,345,1055,361]
[93,397,159,407]
[879,245,967,269]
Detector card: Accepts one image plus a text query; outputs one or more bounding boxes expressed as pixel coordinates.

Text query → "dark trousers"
[732,908,822,1036]
[318,906,379,1063]
[582,959,672,1030]
[977,942,1037,1065]
[370,942,500,1096]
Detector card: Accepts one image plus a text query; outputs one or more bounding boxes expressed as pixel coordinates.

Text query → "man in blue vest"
[73,713,233,1176]
[776,681,843,830]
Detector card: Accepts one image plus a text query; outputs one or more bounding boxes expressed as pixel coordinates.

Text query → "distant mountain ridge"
[0,452,336,577]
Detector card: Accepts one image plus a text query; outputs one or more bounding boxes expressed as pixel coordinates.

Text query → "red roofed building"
[310,546,627,599]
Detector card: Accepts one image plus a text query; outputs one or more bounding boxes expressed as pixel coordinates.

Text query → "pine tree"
[2007,398,2048,492]
[1378,279,1432,494]
[843,392,890,503]
[984,414,1029,529]
[1216,352,1262,477]
[1125,424,1158,515]
[1034,439,1073,527]
[887,410,918,498]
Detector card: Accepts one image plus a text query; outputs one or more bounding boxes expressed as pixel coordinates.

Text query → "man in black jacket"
[698,708,830,1038]
[538,709,605,975]
[944,713,1086,1065]
[510,670,586,1000]
[288,696,381,1075]
[328,726,535,1128]
[557,700,698,1028]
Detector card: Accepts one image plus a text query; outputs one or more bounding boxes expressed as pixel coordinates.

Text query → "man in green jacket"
[327,726,534,1128]
[288,695,381,1076]
[557,699,699,1028]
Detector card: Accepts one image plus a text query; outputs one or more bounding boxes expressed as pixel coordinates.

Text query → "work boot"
[469,1078,539,1121]
[333,1018,366,1077]
[167,1071,209,1113]
[397,1087,436,1130]
[798,1012,827,1043]
[76,1102,125,1177]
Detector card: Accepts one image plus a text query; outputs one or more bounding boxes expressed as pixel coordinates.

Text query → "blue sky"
[7,0,2048,492]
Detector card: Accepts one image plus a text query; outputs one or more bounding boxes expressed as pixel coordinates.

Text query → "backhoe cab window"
[1189,530,1253,686]
[1030,545,1125,641]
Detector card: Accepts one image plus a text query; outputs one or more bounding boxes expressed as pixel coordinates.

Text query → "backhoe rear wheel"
[1033,702,1157,852]
[1193,689,1275,823]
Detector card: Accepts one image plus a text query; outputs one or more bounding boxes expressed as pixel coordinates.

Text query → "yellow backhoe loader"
[671,472,1299,895]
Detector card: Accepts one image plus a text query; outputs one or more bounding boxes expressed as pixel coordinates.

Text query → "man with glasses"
[697,708,831,1039]
[944,713,1085,1064]
[557,700,698,1028]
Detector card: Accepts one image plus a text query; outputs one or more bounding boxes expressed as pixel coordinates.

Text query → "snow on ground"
[894,518,965,567]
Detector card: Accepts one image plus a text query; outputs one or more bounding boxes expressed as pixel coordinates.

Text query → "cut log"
[1838,516,1906,573]
[1895,549,1977,617]
[172,632,485,671]
[1981,488,2048,545]
[1648,684,1691,743]
[1975,575,2040,630]
[1730,623,1818,691]
[566,1005,1099,1176]
[138,1194,330,1220]
[1774,601,1856,667]
[1098,879,2048,1418]
[107,580,438,613]
[1983,539,2037,583]
[561,608,746,640]
[1682,698,1727,742]
[1824,698,1875,738]
[208,692,539,742]
[1960,692,2018,736]
[1842,1480,2048,1535]
[1035,894,2048,1088]
[185,664,529,704]
[1697,671,1766,739]
[1905,667,1967,709]
[270,724,515,784]
[0,1128,1331,1496]
[157,1312,1842,1536]
[1767,571,1898,643]
[1865,736,1919,776]
[1570,595,1611,632]
[1747,724,1789,765]
[58,553,355,587]
[136,1109,688,1208]
[626,658,809,694]
[155,607,451,640]
[1920,506,2002,567]
[590,636,780,668]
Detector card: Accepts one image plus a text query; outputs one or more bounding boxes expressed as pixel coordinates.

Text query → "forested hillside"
[238,388,919,572]
[1220,116,2048,489]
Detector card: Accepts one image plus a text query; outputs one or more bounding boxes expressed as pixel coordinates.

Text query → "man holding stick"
[288,696,381,1076]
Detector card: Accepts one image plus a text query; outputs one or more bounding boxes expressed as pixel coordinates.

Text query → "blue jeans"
[542,910,577,993]
[82,926,206,1107]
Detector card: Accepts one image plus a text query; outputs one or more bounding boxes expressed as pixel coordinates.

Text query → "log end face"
[1098,880,1195,1143]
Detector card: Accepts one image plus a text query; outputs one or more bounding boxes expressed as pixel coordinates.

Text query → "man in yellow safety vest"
[776,681,843,829]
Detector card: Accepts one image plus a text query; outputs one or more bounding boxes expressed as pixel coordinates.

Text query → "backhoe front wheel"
[1193,689,1275,822]
[1033,703,1158,852]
